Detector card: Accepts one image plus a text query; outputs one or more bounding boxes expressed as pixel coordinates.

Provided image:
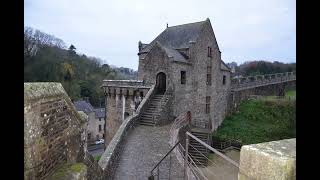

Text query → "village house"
[74,98,106,144]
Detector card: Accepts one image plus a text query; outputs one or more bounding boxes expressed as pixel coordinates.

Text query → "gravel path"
[113,124,184,180]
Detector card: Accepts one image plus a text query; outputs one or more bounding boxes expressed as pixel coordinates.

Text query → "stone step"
[141,112,159,116]
[190,139,209,144]
[142,113,159,117]
[191,133,209,138]
[139,122,155,126]
[144,107,159,111]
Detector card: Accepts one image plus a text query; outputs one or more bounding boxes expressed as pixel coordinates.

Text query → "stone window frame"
[181,71,186,84]
[205,96,211,114]
[206,66,212,86]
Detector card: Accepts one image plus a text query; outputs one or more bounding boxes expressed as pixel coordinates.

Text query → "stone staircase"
[188,129,211,167]
[139,94,164,126]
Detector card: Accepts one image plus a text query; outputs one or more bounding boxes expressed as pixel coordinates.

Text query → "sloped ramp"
[113,124,184,180]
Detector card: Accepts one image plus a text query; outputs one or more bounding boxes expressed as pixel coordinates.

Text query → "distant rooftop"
[74,100,94,114]
[94,108,106,118]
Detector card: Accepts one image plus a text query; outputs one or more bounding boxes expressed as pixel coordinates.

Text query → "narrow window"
[207,47,212,57]
[103,134,105,139]
[140,91,143,98]
[181,71,186,84]
[99,118,101,121]
[99,125,101,131]
[205,96,211,114]
[223,75,226,85]
[87,133,91,140]
[206,66,212,85]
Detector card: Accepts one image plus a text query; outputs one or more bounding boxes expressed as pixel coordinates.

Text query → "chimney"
[166,23,168,28]
[138,41,142,51]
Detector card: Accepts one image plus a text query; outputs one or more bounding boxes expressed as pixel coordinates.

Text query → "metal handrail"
[186,132,239,168]
[150,140,182,175]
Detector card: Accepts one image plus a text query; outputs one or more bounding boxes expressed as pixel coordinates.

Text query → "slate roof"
[140,20,206,54]
[74,100,94,114]
[221,60,232,72]
[94,108,106,119]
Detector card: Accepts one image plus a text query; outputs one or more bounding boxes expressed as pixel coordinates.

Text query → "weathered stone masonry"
[24,83,86,180]
[102,80,150,147]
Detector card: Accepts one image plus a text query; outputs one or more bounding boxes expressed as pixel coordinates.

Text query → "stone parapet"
[98,85,155,179]
[102,79,146,88]
[238,138,296,180]
[24,82,85,180]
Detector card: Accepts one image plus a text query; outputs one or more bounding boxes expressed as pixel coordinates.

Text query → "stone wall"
[238,138,296,180]
[98,85,155,179]
[187,19,231,131]
[24,83,86,180]
[102,80,150,147]
[227,80,296,114]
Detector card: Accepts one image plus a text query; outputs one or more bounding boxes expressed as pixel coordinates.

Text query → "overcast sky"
[25,0,296,70]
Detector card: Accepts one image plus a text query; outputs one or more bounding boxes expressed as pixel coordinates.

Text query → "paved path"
[113,124,184,180]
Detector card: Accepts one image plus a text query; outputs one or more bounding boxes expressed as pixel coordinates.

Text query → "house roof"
[140,20,206,54]
[74,100,94,114]
[94,108,106,118]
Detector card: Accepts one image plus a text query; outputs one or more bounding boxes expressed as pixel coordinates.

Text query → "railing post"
[184,134,189,180]
[157,166,160,180]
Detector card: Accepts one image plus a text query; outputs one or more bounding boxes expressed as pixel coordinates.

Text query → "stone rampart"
[98,85,155,179]
[101,80,151,147]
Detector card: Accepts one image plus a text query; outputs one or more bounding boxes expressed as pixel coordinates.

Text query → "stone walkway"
[113,124,184,180]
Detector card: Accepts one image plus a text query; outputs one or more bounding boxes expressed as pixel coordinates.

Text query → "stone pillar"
[238,138,296,180]
[104,89,124,147]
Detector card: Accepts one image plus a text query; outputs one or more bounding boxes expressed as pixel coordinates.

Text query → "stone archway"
[156,72,166,94]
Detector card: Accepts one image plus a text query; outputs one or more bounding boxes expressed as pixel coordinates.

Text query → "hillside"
[24,27,137,107]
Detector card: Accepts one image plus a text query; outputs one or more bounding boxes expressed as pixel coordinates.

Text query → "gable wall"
[187,20,230,130]
[138,45,173,87]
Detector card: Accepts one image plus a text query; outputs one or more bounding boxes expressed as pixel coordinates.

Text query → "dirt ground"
[199,149,240,180]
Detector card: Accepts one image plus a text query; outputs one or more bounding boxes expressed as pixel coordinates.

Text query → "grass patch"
[213,98,295,145]
[95,155,102,161]
[70,163,86,173]
[49,163,86,179]
[286,90,296,98]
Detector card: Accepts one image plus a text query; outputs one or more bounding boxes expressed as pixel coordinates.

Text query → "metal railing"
[231,71,296,91]
[150,140,183,180]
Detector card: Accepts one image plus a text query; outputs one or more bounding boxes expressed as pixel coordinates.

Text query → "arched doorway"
[156,72,166,94]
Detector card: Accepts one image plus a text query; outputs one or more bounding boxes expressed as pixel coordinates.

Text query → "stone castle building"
[137,18,231,130]
[102,18,231,146]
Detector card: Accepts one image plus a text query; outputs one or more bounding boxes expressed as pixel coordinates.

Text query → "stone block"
[238,138,296,180]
